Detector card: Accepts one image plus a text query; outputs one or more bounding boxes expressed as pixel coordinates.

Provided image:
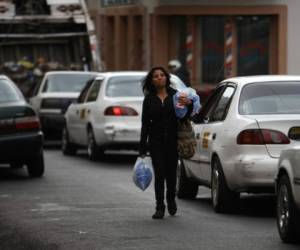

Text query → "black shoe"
[152,210,165,219]
[167,202,177,216]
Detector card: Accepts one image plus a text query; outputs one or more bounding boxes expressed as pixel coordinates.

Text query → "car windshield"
[106,75,145,97]
[239,81,300,114]
[43,74,94,93]
[0,79,21,103]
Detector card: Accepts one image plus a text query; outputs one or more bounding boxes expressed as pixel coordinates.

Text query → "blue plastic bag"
[173,87,201,119]
[133,157,153,191]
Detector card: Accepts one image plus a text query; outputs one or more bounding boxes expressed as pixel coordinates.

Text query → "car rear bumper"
[225,155,278,192]
[0,131,43,163]
[95,124,140,149]
[39,112,65,132]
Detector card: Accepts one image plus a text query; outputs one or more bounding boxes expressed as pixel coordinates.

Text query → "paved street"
[0,148,299,250]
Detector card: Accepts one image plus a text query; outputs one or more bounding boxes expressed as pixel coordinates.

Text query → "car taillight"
[15,116,40,130]
[104,106,138,116]
[237,129,290,144]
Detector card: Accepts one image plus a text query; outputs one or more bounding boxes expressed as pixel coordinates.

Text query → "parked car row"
[1,71,300,243]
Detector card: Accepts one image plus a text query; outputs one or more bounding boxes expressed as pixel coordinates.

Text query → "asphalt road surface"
[0,148,299,250]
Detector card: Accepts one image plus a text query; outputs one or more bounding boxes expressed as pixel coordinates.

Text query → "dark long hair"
[142,66,171,95]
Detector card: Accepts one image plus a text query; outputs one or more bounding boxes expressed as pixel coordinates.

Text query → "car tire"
[211,157,239,213]
[87,128,103,161]
[27,152,45,178]
[176,159,198,199]
[277,174,300,243]
[62,126,77,156]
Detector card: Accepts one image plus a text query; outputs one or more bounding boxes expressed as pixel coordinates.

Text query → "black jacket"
[139,87,191,155]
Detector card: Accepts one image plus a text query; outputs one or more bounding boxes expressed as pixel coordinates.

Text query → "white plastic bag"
[133,157,153,191]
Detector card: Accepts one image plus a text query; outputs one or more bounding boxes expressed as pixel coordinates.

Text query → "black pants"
[150,141,178,210]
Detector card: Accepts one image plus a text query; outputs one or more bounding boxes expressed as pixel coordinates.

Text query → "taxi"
[62,71,186,160]
[178,75,300,213]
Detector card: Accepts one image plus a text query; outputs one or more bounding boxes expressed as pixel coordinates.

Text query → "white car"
[62,71,186,160]
[178,75,300,213]
[276,147,300,243]
[29,71,98,138]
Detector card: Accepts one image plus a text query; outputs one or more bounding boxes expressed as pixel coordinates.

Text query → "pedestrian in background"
[139,66,192,219]
[168,59,191,87]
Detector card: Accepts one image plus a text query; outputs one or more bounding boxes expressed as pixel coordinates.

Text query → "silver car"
[62,71,186,160]
[276,146,300,243]
[29,71,98,138]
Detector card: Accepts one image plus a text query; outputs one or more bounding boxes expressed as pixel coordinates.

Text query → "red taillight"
[104,106,138,116]
[15,116,40,130]
[237,129,290,144]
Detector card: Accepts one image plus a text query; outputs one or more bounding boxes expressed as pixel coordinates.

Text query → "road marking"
[30,203,72,212]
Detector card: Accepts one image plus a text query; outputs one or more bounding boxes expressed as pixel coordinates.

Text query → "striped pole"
[186,17,193,81]
[224,18,234,78]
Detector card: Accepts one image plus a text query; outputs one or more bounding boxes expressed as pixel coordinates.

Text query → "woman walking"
[139,66,192,219]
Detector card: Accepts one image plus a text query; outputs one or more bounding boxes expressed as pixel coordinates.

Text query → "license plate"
[0,118,15,134]
[0,118,14,128]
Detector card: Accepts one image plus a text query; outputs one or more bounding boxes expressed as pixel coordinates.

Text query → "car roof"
[0,75,10,80]
[94,71,147,79]
[45,71,99,76]
[223,75,300,86]
[93,71,186,80]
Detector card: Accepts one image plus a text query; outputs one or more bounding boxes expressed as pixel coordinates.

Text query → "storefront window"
[169,16,187,68]
[200,17,225,84]
[237,16,270,76]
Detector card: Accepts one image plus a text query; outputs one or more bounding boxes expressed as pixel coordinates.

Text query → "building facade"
[89,0,300,89]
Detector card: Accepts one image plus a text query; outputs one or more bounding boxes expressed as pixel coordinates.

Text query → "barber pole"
[224,18,234,78]
[186,18,194,80]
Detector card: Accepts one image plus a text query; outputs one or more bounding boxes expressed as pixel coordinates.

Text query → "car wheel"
[27,152,44,178]
[211,157,239,213]
[277,175,300,243]
[87,128,103,161]
[176,159,198,199]
[62,126,77,156]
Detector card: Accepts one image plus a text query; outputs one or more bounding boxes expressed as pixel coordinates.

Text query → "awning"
[0,32,87,39]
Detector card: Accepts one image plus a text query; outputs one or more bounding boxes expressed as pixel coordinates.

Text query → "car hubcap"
[62,129,67,151]
[277,184,289,234]
[87,131,94,157]
[212,164,219,207]
[176,159,181,192]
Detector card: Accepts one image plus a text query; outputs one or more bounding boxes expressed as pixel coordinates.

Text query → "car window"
[42,74,95,93]
[210,86,235,122]
[0,79,21,103]
[239,81,300,115]
[77,79,95,103]
[192,85,225,124]
[86,80,102,102]
[106,76,144,97]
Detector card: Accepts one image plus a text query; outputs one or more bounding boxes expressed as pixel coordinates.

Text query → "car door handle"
[87,109,90,114]
[212,133,216,140]
[196,133,200,140]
